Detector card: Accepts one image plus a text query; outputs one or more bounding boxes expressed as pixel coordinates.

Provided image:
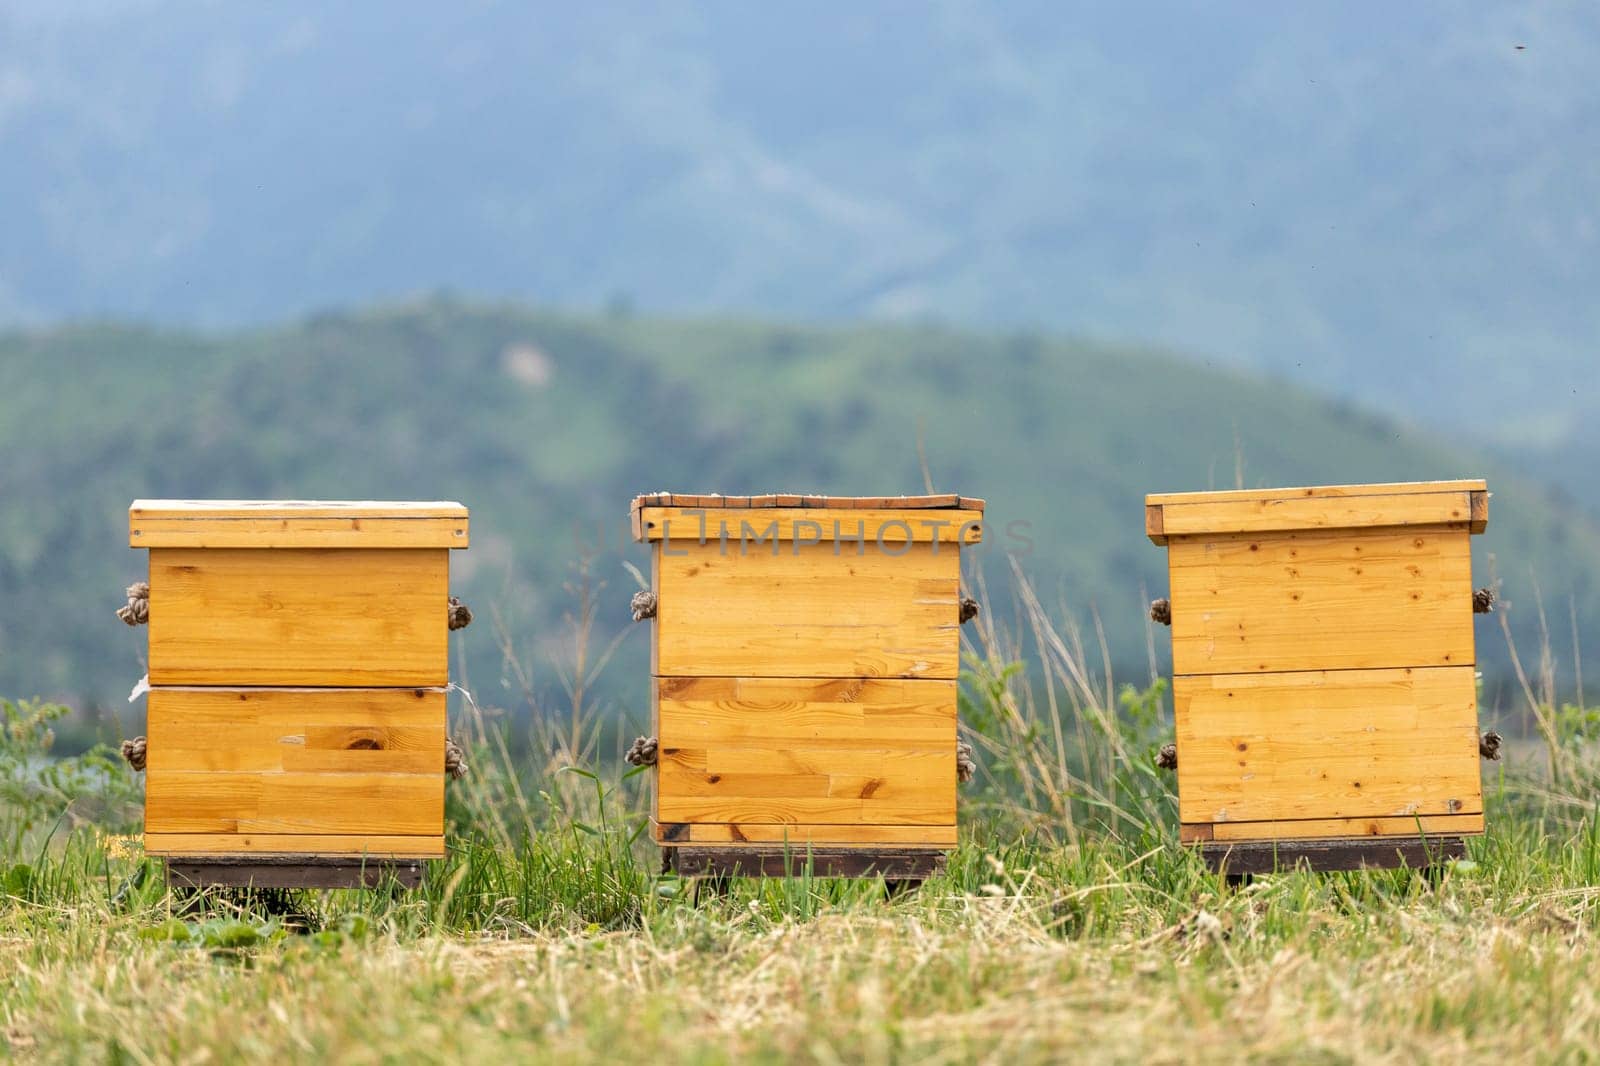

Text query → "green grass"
[6,575,1600,1062]
[6,297,1600,712]
[7,814,1600,1062]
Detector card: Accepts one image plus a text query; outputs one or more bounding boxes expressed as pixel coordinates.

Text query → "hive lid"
[630,493,985,543]
[1145,480,1487,543]
[632,493,985,511]
[129,500,470,549]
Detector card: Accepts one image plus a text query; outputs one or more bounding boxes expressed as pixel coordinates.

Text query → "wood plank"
[1174,666,1483,825]
[667,846,946,879]
[145,770,444,835]
[1205,813,1484,842]
[1146,504,1166,545]
[683,824,957,846]
[1167,526,1476,674]
[146,687,445,774]
[636,507,983,544]
[655,544,963,678]
[131,516,469,549]
[1145,481,1486,507]
[148,548,450,685]
[147,833,444,858]
[657,794,953,827]
[656,677,957,745]
[132,500,468,518]
[1199,837,1467,874]
[1469,490,1489,534]
[656,676,957,827]
[1159,491,1474,537]
[632,494,984,512]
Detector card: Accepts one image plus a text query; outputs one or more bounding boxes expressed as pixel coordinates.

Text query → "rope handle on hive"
[630,590,657,622]
[116,582,149,626]
[445,737,468,779]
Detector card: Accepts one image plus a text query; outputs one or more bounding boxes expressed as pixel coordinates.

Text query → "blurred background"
[1,2,1596,741]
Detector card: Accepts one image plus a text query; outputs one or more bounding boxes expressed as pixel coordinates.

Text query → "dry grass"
[6,867,1600,1064]
[5,569,1598,1063]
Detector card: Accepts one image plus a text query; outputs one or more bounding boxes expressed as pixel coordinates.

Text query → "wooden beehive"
[125,500,470,887]
[630,493,985,881]
[1146,480,1490,873]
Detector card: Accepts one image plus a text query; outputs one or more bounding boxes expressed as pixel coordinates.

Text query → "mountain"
[1,2,1596,463]
[1,300,1595,717]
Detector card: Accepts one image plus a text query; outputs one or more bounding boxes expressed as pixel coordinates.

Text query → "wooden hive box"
[630,493,985,881]
[1146,480,1491,873]
[125,500,471,887]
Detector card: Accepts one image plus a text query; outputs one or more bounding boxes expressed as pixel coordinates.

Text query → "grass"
[5,575,1600,1063]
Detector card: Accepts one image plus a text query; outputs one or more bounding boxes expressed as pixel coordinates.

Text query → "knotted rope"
[1157,743,1178,770]
[120,736,147,772]
[117,582,150,626]
[444,737,467,780]
[447,596,473,631]
[956,738,976,784]
[959,597,979,624]
[1473,588,1496,614]
[625,736,659,766]
[1479,731,1502,760]
[630,591,658,622]
[1150,598,1172,626]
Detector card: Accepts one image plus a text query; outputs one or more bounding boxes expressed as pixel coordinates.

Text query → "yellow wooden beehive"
[1145,480,1491,872]
[630,493,984,880]
[124,500,470,887]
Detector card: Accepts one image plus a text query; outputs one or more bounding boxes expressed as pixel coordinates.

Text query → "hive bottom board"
[664,845,946,880]
[164,854,426,890]
[1197,835,1468,874]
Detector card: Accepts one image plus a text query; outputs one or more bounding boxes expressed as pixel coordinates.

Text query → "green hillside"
[2,299,1595,715]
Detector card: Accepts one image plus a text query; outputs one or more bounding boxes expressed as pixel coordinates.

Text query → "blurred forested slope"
[0,2,1596,482]
[1,300,1594,715]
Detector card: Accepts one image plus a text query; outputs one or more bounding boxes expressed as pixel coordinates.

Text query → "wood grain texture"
[632,493,984,512]
[132,500,468,517]
[146,771,443,835]
[146,687,445,774]
[131,500,469,549]
[1166,525,1476,674]
[1145,481,1485,507]
[132,516,469,549]
[147,834,444,858]
[1174,666,1483,826]
[655,543,963,678]
[636,507,983,544]
[147,548,450,685]
[655,676,957,829]
[1158,492,1473,538]
[144,687,446,842]
[681,823,957,845]
[1204,813,1484,842]
[1470,490,1490,534]
[1146,504,1166,545]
